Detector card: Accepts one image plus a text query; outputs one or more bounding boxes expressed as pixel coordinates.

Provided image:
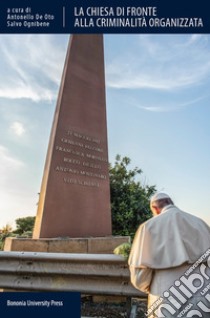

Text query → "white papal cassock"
[128,205,210,318]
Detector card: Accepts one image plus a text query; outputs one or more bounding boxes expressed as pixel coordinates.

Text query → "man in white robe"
[128,193,210,318]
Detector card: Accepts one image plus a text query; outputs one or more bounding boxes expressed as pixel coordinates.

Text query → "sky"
[0,34,210,229]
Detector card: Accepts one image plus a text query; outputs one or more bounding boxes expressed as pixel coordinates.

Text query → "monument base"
[4,236,130,254]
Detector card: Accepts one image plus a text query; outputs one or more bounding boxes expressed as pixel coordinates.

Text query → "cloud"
[1,34,209,104]
[106,35,210,91]
[10,121,26,136]
[135,95,208,112]
[0,145,23,168]
[0,145,23,180]
[0,144,37,228]
[0,145,28,227]
[0,35,68,102]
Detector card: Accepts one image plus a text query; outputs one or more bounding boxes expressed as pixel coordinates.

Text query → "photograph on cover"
[0,35,209,228]
[0,34,210,316]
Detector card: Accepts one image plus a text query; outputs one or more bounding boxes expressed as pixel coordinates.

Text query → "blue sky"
[0,34,210,229]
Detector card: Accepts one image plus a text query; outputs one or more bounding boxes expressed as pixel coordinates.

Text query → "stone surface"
[48,238,87,253]
[33,35,112,238]
[87,236,130,254]
[4,237,49,252]
[4,236,130,254]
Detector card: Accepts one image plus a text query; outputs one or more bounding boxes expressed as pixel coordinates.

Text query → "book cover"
[0,1,209,317]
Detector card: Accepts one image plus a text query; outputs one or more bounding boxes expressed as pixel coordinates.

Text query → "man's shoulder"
[172,206,208,225]
[144,205,209,230]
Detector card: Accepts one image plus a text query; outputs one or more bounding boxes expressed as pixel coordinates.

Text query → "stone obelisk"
[33,35,112,238]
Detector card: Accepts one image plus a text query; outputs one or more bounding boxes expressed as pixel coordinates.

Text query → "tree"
[109,155,156,239]
[13,216,35,236]
[0,217,35,250]
[1,223,12,234]
[0,224,14,251]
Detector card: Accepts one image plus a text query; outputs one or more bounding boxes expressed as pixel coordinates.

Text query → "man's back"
[129,204,210,269]
[128,194,210,317]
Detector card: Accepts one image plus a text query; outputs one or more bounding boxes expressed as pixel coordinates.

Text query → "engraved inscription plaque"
[33,35,112,238]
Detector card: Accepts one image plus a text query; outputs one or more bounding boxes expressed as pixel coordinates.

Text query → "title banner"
[0,292,80,318]
[0,0,210,33]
